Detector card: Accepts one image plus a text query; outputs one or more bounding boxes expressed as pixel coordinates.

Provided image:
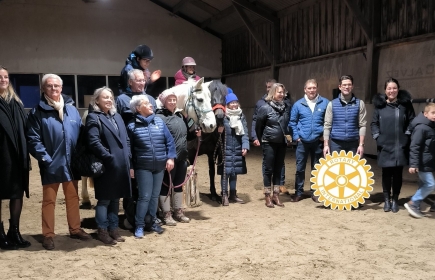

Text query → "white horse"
[156,77,217,133]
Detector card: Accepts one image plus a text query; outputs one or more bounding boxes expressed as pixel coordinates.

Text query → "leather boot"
[221,192,229,206]
[272,186,284,207]
[97,228,117,245]
[159,195,176,225]
[163,211,177,226]
[174,192,190,223]
[265,194,274,208]
[391,195,399,213]
[229,190,244,204]
[0,222,17,250]
[108,228,125,242]
[7,219,31,248]
[383,193,391,212]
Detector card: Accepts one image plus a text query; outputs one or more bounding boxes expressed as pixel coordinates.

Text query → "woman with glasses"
[0,66,31,250]
[255,83,292,208]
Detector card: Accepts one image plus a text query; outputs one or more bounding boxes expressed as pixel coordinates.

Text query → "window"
[77,75,106,108]
[9,74,40,109]
[59,75,75,102]
[147,77,166,98]
[108,76,120,97]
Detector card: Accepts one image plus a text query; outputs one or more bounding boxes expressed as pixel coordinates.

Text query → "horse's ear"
[195,77,204,90]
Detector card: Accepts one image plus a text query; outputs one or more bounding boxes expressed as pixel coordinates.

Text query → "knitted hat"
[159,89,177,106]
[225,88,238,104]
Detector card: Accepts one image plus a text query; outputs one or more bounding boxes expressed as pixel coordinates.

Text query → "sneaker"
[404,202,424,218]
[144,223,164,234]
[134,227,144,238]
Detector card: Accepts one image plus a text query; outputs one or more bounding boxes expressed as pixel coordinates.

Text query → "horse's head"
[206,80,227,127]
[186,78,216,133]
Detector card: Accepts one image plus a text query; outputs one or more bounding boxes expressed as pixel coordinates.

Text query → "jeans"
[262,156,285,185]
[382,166,403,196]
[95,199,120,230]
[295,140,323,196]
[262,142,287,186]
[330,139,359,155]
[160,160,188,195]
[135,169,164,228]
[221,174,237,193]
[411,171,435,204]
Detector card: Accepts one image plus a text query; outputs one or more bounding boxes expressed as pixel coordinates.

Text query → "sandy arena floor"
[1,147,434,279]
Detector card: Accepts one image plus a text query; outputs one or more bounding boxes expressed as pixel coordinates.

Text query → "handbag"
[71,116,105,178]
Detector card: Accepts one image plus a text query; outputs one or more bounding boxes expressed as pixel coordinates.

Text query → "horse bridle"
[185,86,212,126]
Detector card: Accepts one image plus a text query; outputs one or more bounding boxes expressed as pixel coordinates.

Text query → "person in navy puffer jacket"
[217,90,249,206]
[288,79,329,203]
[127,95,176,239]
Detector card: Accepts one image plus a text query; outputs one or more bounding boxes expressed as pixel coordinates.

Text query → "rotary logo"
[310,151,374,210]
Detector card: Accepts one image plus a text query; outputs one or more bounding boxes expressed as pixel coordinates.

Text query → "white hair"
[90,86,117,115]
[130,95,149,113]
[128,69,144,81]
[41,74,63,86]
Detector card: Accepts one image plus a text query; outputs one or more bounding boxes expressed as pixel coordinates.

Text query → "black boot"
[383,193,391,212]
[391,195,399,213]
[0,222,18,250]
[7,220,31,248]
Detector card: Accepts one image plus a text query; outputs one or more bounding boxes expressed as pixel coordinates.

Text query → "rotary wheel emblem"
[310,151,374,210]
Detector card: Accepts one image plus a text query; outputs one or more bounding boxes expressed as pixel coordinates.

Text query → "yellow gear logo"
[310,151,374,210]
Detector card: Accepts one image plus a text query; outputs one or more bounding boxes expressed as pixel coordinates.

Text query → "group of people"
[1,44,435,251]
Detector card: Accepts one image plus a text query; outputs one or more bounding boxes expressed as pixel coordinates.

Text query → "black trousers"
[262,142,287,187]
[160,160,188,195]
[382,166,404,196]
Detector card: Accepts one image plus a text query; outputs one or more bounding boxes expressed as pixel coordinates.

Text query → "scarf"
[269,100,285,113]
[226,108,244,135]
[44,94,64,121]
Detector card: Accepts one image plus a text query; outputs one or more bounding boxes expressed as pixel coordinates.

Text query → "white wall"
[0,0,221,77]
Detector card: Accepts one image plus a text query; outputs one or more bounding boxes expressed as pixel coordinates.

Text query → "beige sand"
[1,148,434,279]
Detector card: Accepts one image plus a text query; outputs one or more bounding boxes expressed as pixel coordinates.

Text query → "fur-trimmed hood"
[372,90,412,108]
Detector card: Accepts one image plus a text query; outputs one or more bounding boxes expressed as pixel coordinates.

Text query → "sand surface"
[1,148,435,279]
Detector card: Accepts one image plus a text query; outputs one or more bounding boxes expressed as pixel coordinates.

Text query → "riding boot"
[264,187,274,208]
[174,192,190,223]
[383,193,391,212]
[7,220,31,248]
[391,195,399,213]
[97,228,117,245]
[0,222,17,250]
[229,190,244,204]
[221,191,229,206]
[272,186,284,207]
[160,195,177,226]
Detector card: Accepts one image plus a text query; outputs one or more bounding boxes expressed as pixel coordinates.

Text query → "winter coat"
[217,114,250,175]
[371,90,415,168]
[255,101,291,144]
[408,112,435,172]
[85,107,132,200]
[289,95,329,143]
[27,94,81,185]
[116,92,157,126]
[155,108,189,162]
[127,114,177,172]
[118,51,153,94]
[0,97,30,199]
[174,69,201,86]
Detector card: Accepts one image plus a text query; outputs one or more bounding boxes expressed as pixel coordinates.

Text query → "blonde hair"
[0,66,23,104]
[424,102,435,112]
[90,86,117,115]
[265,83,287,102]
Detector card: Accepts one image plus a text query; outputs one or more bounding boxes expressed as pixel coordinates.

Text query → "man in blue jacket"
[289,79,328,202]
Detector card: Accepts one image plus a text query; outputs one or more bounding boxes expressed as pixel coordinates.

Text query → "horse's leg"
[80,177,92,209]
[208,154,218,201]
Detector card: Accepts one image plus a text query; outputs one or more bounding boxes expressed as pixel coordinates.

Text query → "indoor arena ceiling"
[149,0,310,38]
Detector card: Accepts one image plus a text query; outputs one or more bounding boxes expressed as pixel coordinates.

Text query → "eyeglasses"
[133,79,146,83]
[45,84,61,89]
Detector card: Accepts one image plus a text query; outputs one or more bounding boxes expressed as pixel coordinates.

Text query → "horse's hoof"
[79,202,92,209]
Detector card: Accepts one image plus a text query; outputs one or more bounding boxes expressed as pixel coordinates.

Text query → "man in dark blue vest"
[323,75,367,156]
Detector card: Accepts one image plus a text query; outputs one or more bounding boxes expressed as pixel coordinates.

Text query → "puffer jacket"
[255,101,291,144]
[409,112,435,172]
[217,114,250,175]
[116,92,157,126]
[174,69,201,86]
[371,90,415,167]
[27,94,81,185]
[127,113,176,171]
[289,95,329,143]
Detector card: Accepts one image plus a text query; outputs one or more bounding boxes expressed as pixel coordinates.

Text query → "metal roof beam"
[191,0,220,16]
[201,6,235,29]
[232,0,278,24]
[342,0,372,41]
[232,2,273,63]
[173,0,192,14]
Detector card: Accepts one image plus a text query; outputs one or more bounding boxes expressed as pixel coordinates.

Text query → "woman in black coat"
[255,83,291,208]
[0,66,31,250]
[86,87,132,245]
[371,78,415,213]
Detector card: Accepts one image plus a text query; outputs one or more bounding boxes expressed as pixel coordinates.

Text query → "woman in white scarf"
[217,89,250,206]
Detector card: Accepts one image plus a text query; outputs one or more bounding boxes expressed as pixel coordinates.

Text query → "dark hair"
[266,78,277,84]
[384,77,400,90]
[339,75,353,85]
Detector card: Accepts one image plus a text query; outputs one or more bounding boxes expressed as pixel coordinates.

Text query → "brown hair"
[304,79,318,88]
